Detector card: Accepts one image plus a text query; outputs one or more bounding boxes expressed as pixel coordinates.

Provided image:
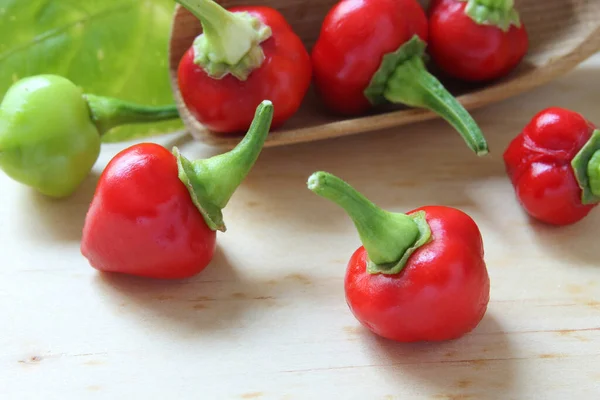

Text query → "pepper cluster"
[1,0,597,344]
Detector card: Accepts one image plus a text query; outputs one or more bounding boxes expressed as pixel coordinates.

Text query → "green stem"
[176,0,272,80]
[307,171,432,274]
[384,56,488,156]
[174,100,274,232]
[571,129,600,205]
[85,95,180,136]
[587,150,600,198]
[462,0,521,31]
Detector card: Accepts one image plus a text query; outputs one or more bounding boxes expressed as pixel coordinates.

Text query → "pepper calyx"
[571,129,600,205]
[174,100,274,232]
[364,35,427,107]
[178,0,272,80]
[307,171,433,269]
[365,35,488,156]
[174,147,226,231]
[462,0,521,32]
[366,211,432,275]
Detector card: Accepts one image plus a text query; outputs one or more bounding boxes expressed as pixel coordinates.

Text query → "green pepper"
[0,75,180,198]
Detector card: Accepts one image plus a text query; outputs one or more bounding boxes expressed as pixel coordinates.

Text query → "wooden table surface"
[2,54,600,400]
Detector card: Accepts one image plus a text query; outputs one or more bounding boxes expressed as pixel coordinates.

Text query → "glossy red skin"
[503,107,598,226]
[311,0,428,116]
[428,0,528,82]
[345,206,489,342]
[178,6,311,133]
[81,143,216,279]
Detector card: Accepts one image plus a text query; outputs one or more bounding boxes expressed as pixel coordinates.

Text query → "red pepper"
[428,0,528,82]
[308,172,490,342]
[311,0,488,156]
[503,107,600,226]
[176,0,311,133]
[81,101,273,279]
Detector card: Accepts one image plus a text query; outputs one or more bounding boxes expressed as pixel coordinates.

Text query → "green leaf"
[0,0,183,143]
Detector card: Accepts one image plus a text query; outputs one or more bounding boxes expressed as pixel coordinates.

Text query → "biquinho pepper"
[81,101,273,279]
[428,0,529,82]
[308,171,490,342]
[503,107,600,226]
[176,0,311,133]
[0,75,179,198]
[311,0,488,156]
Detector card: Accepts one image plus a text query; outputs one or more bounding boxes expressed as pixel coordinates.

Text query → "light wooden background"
[1,56,599,400]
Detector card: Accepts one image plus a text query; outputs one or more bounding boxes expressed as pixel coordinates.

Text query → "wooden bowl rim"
[168,3,600,149]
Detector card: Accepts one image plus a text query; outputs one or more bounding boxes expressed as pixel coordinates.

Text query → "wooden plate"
[169,0,600,148]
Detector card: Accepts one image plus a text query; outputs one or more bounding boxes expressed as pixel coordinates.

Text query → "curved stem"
[176,0,271,80]
[174,100,274,232]
[587,150,600,198]
[85,95,180,136]
[383,56,489,156]
[307,171,421,266]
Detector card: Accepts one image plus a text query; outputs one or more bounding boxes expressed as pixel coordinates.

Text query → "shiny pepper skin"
[503,107,599,226]
[0,75,179,198]
[310,0,489,156]
[81,144,217,279]
[345,206,490,342]
[81,101,274,279]
[177,0,311,133]
[0,75,101,198]
[311,0,428,116]
[428,0,529,82]
[308,172,490,342]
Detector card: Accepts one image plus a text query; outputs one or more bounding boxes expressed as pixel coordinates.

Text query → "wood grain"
[2,54,600,399]
[168,0,600,148]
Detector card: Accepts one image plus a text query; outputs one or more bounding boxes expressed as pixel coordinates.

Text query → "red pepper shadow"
[528,211,600,267]
[91,245,321,338]
[354,312,517,399]
[14,169,101,243]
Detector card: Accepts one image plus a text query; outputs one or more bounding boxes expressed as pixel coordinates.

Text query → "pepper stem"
[176,0,272,80]
[462,0,521,31]
[85,95,180,136]
[364,36,488,157]
[587,150,600,198]
[307,171,432,274]
[384,56,488,156]
[571,129,600,205]
[174,100,274,232]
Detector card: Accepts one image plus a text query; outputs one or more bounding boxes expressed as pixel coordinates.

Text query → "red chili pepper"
[428,0,528,82]
[81,101,273,279]
[308,172,490,342]
[311,0,488,156]
[176,0,311,133]
[503,107,600,226]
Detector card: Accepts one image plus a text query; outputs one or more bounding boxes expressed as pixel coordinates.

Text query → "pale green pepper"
[0,75,180,198]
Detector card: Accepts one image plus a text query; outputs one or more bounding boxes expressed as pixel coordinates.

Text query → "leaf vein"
[113,3,155,96]
[0,2,135,63]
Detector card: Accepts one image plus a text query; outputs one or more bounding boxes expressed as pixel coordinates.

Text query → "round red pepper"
[311,0,488,156]
[428,0,528,82]
[308,171,490,342]
[503,107,600,226]
[176,0,311,133]
[81,101,274,279]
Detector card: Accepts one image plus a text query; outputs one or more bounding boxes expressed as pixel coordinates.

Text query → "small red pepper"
[503,107,600,226]
[176,0,311,133]
[428,0,528,82]
[311,0,488,156]
[81,101,273,279]
[308,171,490,342]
